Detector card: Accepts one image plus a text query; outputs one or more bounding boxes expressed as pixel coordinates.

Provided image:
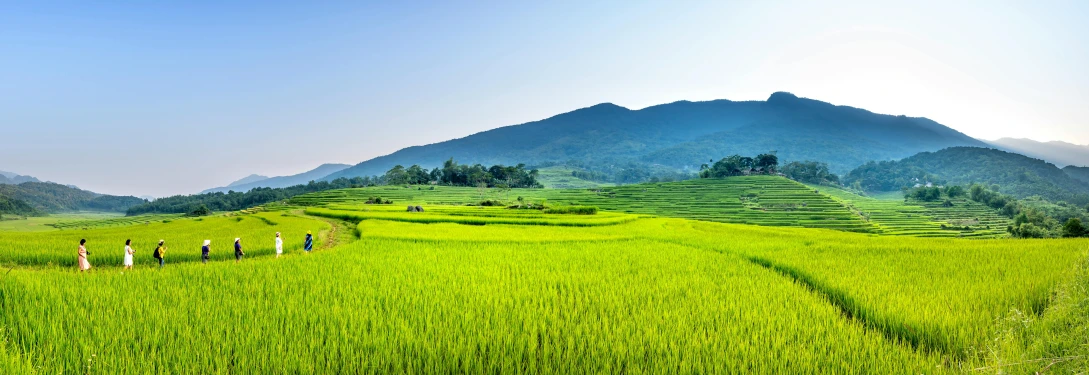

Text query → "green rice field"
[1,178,1087,373]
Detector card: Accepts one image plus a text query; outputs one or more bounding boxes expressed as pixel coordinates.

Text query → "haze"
[2,0,1086,197]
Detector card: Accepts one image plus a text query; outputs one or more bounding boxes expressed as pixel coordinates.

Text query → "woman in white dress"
[123,239,135,269]
[275,232,283,258]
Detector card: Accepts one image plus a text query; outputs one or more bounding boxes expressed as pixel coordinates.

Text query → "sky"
[2,0,1087,197]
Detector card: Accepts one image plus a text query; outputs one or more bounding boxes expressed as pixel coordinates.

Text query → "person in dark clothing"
[304,231,313,253]
[153,240,167,268]
[201,240,211,264]
[234,238,244,262]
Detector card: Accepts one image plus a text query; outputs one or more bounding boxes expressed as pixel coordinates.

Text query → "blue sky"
[2,0,1087,196]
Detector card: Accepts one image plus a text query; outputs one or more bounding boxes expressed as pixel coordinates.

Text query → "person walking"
[123,239,135,270]
[304,231,313,253]
[275,232,283,258]
[77,239,92,272]
[153,240,167,268]
[201,240,211,264]
[234,238,244,262]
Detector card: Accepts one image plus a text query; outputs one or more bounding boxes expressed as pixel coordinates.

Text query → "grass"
[0,226,945,373]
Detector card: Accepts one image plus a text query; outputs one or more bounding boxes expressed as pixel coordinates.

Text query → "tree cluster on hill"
[843,147,1089,206]
[779,161,840,185]
[383,159,543,188]
[125,177,379,216]
[698,154,779,178]
[0,182,144,213]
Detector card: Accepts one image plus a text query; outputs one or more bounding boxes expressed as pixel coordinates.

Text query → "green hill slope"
[0,182,145,213]
[844,147,1089,205]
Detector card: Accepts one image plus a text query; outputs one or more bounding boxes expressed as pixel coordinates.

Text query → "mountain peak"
[767,92,799,102]
[586,102,629,111]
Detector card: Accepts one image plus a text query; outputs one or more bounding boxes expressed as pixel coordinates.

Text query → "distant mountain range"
[325,92,986,180]
[201,164,351,194]
[226,174,270,188]
[0,171,41,185]
[988,138,1089,168]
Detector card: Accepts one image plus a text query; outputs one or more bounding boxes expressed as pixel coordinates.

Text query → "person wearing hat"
[153,240,167,268]
[303,231,313,253]
[201,240,211,264]
[234,238,244,262]
[274,232,283,258]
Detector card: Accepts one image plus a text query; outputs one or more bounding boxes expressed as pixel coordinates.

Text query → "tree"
[1062,218,1086,238]
[755,153,779,173]
[383,165,409,185]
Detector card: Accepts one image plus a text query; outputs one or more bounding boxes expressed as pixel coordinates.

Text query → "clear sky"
[2,0,1087,197]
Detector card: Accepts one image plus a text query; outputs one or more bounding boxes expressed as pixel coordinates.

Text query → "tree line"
[698,153,780,178]
[383,159,543,188]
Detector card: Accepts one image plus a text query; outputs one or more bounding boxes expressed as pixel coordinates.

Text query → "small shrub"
[544,206,598,215]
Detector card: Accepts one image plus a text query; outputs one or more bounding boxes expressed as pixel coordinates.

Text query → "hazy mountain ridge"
[227,174,270,187]
[989,138,1089,168]
[0,170,41,185]
[201,164,351,194]
[325,92,986,180]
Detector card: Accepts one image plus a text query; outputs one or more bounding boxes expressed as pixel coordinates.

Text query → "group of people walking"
[76,231,314,272]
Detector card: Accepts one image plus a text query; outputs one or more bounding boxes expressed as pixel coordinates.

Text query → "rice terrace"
[3,2,1089,374]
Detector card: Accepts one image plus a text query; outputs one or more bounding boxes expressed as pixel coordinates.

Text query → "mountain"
[989,138,1089,168]
[0,182,146,213]
[843,147,1089,205]
[201,164,351,194]
[226,174,269,188]
[1064,166,1089,184]
[326,92,986,180]
[0,171,41,185]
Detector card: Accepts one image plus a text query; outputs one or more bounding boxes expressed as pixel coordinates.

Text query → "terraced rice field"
[815,186,1010,238]
[294,176,877,233]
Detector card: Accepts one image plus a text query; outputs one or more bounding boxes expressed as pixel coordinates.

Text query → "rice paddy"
[1,177,1086,373]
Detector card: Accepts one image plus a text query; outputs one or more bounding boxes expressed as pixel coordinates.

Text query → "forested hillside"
[1064,166,1089,184]
[325,92,984,182]
[843,147,1089,205]
[0,182,145,213]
